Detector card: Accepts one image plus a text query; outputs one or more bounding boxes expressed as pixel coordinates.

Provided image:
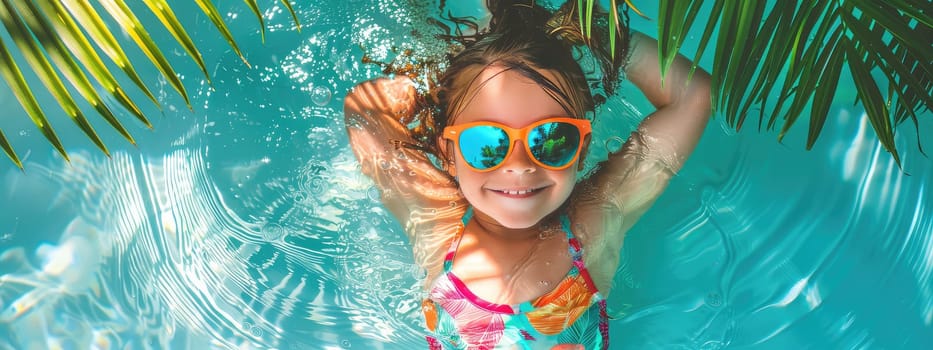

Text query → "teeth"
[503,189,534,195]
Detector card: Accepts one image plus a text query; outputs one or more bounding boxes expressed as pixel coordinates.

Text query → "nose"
[500,141,536,173]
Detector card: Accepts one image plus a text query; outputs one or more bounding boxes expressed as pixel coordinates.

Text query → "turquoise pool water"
[1,1,931,349]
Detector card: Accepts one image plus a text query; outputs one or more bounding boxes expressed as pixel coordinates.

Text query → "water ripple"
[611,106,932,348]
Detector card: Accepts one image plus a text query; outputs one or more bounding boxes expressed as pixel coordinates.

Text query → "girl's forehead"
[452,66,569,127]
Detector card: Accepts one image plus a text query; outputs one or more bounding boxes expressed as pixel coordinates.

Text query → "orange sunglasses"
[442,117,592,172]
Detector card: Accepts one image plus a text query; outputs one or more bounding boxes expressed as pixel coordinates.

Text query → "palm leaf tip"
[0,130,23,170]
[281,0,301,32]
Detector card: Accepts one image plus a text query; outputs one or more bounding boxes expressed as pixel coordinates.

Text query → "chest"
[448,229,575,305]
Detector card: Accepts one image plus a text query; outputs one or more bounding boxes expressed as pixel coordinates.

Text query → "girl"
[344,1,710,348]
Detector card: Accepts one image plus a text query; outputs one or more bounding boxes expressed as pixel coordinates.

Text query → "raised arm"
[573,32,712,293]
[344,77,463,229]
[585,31,712,217]
[624,32,712,168]
[344,77,466,276]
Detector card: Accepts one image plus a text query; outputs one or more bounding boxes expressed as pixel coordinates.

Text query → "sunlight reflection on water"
[1,0,932,349]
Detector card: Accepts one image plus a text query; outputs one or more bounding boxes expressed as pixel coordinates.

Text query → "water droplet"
[705,292,723,307]
[623,274,635,288]
[604,136,625,154]
[310,85,332,106]
[538,280,550,287]
[367,186,380,202]
[378,159,391,170]
[341,339,352,348]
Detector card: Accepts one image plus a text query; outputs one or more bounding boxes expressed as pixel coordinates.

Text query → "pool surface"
[1,1,931,349]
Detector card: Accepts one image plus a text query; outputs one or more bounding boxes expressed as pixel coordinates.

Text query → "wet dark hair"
[390,0,631,162]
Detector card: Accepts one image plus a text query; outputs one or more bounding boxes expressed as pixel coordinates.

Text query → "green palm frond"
[589,0,932,167]
[577,0,647,59]
[0,0,300,170]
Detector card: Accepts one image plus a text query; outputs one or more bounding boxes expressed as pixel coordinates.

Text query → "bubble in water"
[341,339,351,348]
[261,225,286,242]
[310,85,332,106]
[705,292,723,307]
[309,176,326,195]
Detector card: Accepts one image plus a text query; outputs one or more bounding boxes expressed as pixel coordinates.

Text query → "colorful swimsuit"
[422,208,609,349]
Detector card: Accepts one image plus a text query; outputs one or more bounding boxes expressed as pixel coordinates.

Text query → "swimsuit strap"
[561,214,585,262]
[562,215,601,295]
[442,207,473,272]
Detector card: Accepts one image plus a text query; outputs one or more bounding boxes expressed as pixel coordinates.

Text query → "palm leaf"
[244,0,266,42]
[60,0,160,108]
[1,0,89,162]
[279,0,302,32]
[194,0,249,67]
[584,1,932,167]
[0,0,300,169]
[141,0,211,82]
[0,37,54,168]
[97,0,192,108]
[38,0,150,128]
[14,0,129,154]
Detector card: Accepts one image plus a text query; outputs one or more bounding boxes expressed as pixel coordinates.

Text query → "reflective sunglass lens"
[528,122,580,167]
[459,126,509,170]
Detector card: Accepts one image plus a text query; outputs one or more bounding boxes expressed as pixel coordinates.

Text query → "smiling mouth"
[488,186,547,197]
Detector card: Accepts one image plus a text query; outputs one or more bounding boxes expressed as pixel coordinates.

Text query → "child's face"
[446,66,581,229]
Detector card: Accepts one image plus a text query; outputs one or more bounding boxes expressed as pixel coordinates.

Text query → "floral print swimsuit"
[422,208,609,349]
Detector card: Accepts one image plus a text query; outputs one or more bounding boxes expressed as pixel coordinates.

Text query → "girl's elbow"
[688,73,713,114]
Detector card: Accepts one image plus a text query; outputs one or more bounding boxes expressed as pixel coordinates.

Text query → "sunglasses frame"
[442,117,592,172]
